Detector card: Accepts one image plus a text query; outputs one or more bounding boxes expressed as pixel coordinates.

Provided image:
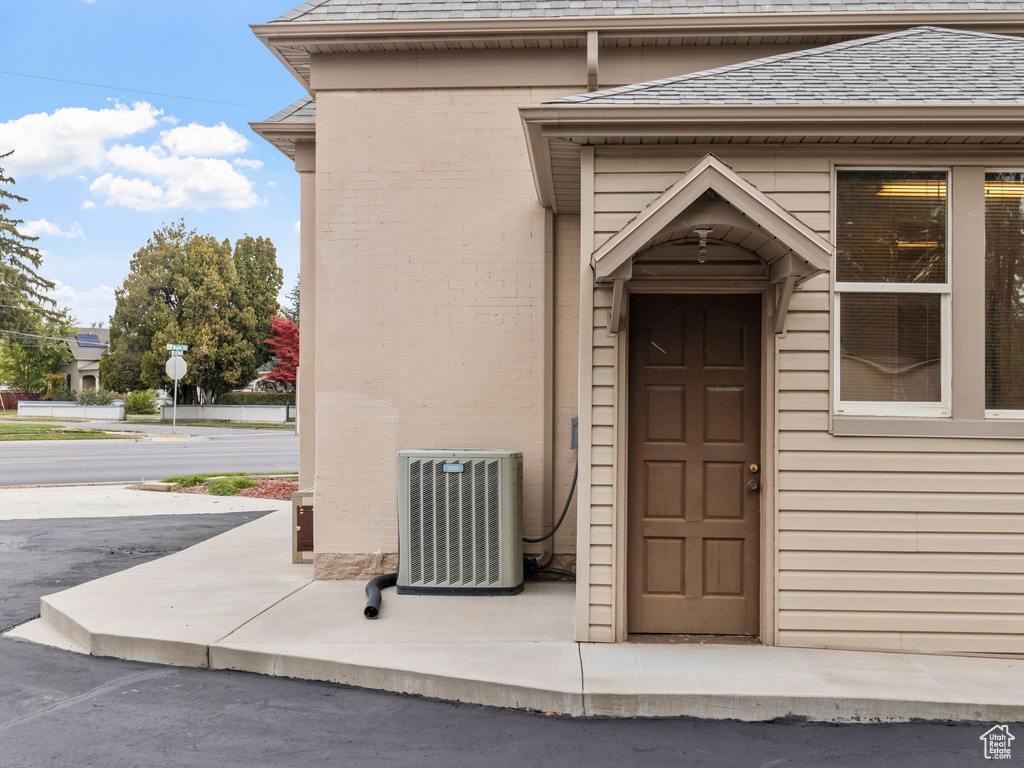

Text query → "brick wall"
[312,86,574,576]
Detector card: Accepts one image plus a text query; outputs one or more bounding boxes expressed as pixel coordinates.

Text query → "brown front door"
[627,293,761,636]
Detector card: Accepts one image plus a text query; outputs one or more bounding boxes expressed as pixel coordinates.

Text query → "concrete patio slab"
[11,507,1024,722]
[39,512,310,666]
[579,642,1024,721]
[221,579,573,644]
[213,641,584,715]
[0,485,288,520]
[6,617,88,654]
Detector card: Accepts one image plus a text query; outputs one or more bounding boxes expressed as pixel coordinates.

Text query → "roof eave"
[520,102,1024,209]
[521,102,1024,136]
[252,9,1024,89]
[249,121,316,160]
[253,9,1024,40]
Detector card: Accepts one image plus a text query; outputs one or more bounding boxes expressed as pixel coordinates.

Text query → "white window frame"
[832,167,953,419]
[984,167,1024,421]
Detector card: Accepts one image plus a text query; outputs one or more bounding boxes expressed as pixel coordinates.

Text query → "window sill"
[832,415,1024,440]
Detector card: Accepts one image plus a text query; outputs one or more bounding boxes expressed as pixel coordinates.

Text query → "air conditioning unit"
[397,450,523,595]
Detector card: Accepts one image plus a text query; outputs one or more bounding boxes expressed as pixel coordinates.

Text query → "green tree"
[233,235,282,366]
[148,233,256,403]
[0,151,58,335]
[100,222,186,393]
[282,275,300,326]
[0,317,72,393]
[100,222,281,403]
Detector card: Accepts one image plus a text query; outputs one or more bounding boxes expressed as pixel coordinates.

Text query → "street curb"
[0,481,134,490]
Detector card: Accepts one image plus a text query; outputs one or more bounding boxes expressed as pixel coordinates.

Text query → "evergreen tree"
[0,151,57,335]
[282,275,300,326]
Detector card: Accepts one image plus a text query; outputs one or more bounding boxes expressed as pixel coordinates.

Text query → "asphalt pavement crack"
[0,668,174,731]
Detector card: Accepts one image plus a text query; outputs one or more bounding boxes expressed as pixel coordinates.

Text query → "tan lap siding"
[588,285,617,640]
[553,215,581,561]
[590,149,1024,654]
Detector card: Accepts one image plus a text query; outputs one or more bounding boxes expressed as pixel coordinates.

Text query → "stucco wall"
[581,147,1024,654]
[311,86,574,578]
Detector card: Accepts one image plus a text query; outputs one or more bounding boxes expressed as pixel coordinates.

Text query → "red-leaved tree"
[265,316,299,387]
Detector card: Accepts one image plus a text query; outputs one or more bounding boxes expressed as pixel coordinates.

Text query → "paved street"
[0,424,297,485]
[0,511,1008,767]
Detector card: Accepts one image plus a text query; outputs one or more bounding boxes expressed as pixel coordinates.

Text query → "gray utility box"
[397,450,523,596]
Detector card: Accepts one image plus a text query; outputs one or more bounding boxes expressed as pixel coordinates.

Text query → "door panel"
[627,293,761,636]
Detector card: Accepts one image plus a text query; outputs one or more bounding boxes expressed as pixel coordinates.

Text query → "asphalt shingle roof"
[271,0,1024,22]
[66,328,109,362]
[262,97,316,123]
[548,26,1024,105]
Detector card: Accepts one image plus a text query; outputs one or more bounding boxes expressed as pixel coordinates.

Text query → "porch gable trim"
[590,153,834,283]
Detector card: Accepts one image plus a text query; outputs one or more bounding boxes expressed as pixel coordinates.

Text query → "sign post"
[165,344,189,433]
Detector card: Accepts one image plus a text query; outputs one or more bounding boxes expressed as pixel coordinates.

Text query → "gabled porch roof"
[593,154,832,283]
[593,154,832,335]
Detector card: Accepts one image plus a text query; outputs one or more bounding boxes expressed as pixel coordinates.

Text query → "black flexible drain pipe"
[364,572,398,619]
[524,458,577,544]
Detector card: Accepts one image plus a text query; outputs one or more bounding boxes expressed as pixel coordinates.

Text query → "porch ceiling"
[637,195,795,270]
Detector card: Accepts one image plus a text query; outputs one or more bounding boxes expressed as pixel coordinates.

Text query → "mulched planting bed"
[175,477,298,500]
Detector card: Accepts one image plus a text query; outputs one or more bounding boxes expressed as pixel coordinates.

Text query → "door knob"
[749,463,759,473]
[747,479,760,491]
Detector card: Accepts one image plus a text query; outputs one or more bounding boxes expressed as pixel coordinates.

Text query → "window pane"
[840,293,942,403]
[836,170,947,284]
[986,171,1024,411]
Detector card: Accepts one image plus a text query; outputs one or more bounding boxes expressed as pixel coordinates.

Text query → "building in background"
[58,329,109,393]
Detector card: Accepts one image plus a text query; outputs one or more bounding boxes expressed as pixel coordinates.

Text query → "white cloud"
[293,219,301,235]
[0,102,161,177]
[0,102,260,212]
[161,122,249,157]
[91,144,259,211]
[90,174,164,210]
[50,280,115,326]
[20,219,84,239]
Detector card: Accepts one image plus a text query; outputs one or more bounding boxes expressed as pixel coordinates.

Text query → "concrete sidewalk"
[0,485,288,520]
[8,508,1024,722]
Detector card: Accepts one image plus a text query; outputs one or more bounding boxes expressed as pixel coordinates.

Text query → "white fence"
[160,404,290,424]
[18,401,125,420]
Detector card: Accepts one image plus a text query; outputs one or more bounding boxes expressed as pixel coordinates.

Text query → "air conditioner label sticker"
[442,463,464,473]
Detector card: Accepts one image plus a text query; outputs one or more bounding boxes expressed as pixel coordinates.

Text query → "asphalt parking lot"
[0,510,1006,767]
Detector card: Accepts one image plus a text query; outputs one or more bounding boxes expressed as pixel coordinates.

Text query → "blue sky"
[2,0,307,326]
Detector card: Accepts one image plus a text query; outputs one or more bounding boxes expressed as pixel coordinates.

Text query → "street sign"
[165,354,188,434]
[165,356,188,381]
[166,343,188,352]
